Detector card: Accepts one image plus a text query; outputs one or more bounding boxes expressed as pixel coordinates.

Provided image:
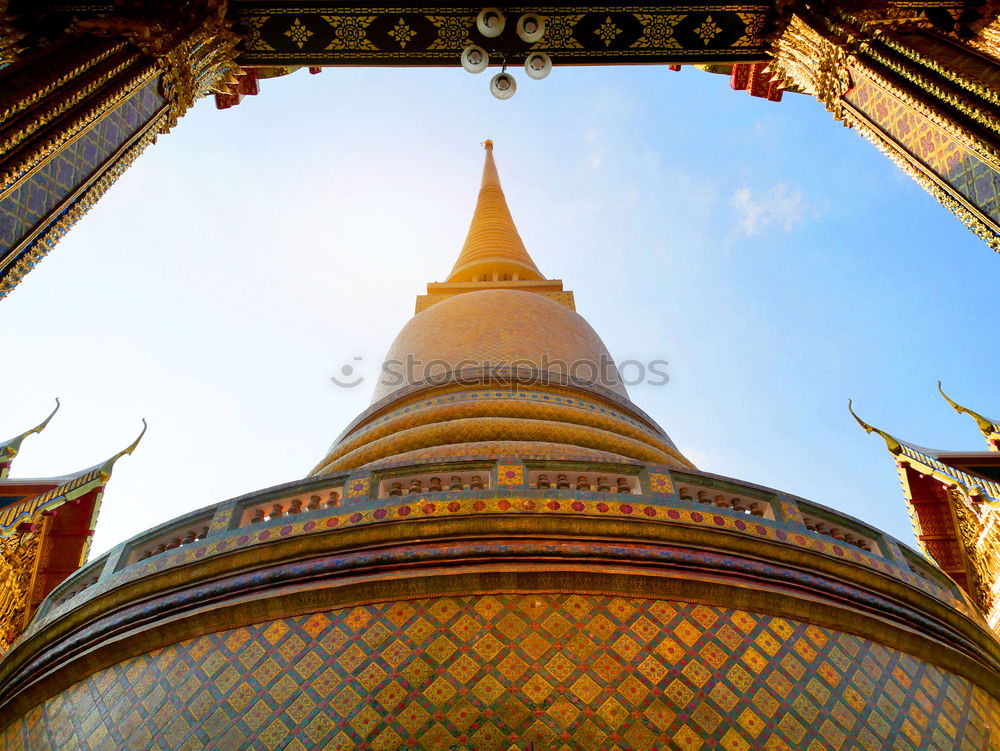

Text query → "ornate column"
[770,1,1000,251]
[0,1,239,299]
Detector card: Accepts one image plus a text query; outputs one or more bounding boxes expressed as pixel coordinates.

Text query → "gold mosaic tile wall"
[2,594,997,750]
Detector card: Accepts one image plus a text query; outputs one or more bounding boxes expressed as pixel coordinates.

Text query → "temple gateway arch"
[1,1,999,298]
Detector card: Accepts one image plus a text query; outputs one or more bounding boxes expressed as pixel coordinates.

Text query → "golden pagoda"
[0,145,998,750]
[313,141,688,476]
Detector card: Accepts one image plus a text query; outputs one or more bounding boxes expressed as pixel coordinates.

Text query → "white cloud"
[730,183,813,236]
[682,448,721,472]
[579,128,606,169]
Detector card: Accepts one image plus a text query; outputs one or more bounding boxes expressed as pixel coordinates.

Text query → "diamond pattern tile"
[0,78,164,255]
[1,594,998,750]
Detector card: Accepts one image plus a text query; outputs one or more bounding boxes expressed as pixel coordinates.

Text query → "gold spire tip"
[445,138,543,283]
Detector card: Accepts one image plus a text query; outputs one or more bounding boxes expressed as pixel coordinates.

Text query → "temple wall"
[2,594,997,751]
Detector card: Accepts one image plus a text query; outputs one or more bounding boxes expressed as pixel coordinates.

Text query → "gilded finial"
[938,381,967,416]
[0,398,61,477]
[123,418,147,456]
[848,399,903,455]
[483,139,494,151]
[98,418,147,478]
[937,381,1000,450]
[37,397,60,432]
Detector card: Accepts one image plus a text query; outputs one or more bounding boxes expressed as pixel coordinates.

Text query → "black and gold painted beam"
[25,2,776,65]
[231,3,773,66]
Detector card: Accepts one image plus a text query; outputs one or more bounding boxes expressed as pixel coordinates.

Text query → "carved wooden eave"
[0,420,144,653]
[852,399,1000,634]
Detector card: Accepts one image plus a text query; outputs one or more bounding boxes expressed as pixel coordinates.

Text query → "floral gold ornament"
[596,16,622,47]
[387,18,417,48]
[283,18,313,48]
[694,16,723,45]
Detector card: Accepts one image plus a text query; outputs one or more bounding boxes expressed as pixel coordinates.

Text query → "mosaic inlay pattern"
[346,478,369,499]
[648,472,673,495]
[845,69,1000,228]
[33,492,959,632]
[350,389,664,442]
[2,595,996,750]
[118,496,951,602]
[496,464,523,485]
[361,441,631,467]
[0,77,164,261]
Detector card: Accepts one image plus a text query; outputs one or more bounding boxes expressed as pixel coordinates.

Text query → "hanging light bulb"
[524,52,552,80]
[461,45,489,74]
[477,8,505,38]
[516,14,545,43]
[490,71,516,99]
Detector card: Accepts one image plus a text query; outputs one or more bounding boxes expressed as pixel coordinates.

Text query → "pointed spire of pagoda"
[0,399,60,479]
[938,382,1000,451]
[447,140,545,283]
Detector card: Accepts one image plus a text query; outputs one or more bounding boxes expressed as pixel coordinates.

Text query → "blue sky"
[3,63,998,557]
